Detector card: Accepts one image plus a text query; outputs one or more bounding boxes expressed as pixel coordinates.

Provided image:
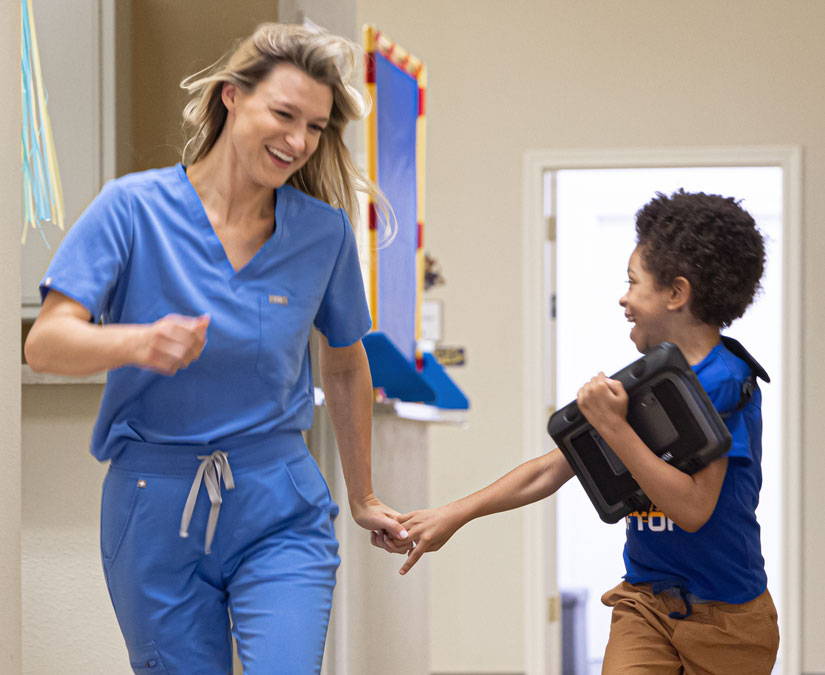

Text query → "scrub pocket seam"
[101,471,142,567]
[256,292,305,385]
[129,640,168,671]
[284,455,333,510]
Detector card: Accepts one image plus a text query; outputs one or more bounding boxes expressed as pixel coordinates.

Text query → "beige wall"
[21,386,129,674]
[1,0,22,671]
[129,0,278,172]
[357,0,825,672]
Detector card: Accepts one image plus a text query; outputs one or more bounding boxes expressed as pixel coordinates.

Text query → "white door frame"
[521,146,803,675]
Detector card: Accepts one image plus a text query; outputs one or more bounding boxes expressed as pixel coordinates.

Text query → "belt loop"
[179,450,235,554]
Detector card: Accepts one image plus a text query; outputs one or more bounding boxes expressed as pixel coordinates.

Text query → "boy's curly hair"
[635,190,765,328]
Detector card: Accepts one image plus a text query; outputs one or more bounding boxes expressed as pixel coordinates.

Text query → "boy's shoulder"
[693,341,752,414]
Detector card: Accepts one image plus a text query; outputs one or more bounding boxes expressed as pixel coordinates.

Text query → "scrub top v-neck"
[40,164,372,461]
[178,163,284,283]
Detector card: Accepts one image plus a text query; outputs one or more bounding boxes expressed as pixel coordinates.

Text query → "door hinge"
[546,215,557,241]
[547,594,561,623]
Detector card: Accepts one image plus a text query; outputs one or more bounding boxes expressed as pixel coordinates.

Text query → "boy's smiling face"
[620,245,673,353]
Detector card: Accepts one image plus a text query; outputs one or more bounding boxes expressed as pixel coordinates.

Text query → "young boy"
[393,190,779,673]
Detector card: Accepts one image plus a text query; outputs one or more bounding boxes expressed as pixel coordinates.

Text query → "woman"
[25,23,408,674]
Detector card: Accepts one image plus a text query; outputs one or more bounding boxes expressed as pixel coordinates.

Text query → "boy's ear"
[667,276,692,311]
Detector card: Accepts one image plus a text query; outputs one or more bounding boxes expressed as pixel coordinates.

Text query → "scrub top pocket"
[256,292,313,389]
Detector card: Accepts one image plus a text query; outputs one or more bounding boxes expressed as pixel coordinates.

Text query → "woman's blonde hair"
[181,23,390,235]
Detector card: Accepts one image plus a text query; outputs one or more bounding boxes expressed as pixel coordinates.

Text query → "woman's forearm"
[320,339,411,544]
[319,340,375,507]
[26,292,209,377]
[25,315,143,376]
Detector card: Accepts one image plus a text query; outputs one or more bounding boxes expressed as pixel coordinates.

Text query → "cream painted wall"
[357,1,825,672]
[130,0,278,172]
[21,385,131,674]
[1,1,22,672]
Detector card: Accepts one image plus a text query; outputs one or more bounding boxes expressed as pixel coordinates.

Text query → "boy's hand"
[577,372,629,431]
[396,503,467,575]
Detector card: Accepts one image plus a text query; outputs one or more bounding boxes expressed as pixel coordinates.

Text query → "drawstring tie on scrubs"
[179,450,234,554]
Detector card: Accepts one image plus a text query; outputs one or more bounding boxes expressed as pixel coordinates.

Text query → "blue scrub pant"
[100,432,340,674]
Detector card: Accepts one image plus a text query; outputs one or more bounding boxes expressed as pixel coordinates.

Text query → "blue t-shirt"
[40,164,372,460]
[622,341,767,603]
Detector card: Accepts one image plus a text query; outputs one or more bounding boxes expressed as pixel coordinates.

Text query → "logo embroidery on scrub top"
[268,295,288,305]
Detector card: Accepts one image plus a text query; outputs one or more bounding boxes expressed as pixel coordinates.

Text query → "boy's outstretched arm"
[396,448,575,575]
[578,372,728,532]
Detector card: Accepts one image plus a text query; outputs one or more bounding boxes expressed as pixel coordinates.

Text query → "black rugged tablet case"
[547,342,732,524]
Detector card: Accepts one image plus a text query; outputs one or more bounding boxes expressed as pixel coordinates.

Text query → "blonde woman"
[25,23,408,674]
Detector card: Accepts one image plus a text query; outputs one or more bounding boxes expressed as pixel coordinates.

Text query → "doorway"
[520,148,802,675]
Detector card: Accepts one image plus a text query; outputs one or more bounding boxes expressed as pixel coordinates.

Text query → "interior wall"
[21,386,130,674]
[129,0,278,172]
[279,0,357,40]
[356,1,825,672]
[115,0,133,178]
[1,0,22,671]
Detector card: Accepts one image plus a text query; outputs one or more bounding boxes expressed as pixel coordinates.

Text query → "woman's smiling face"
[222,62,333,188]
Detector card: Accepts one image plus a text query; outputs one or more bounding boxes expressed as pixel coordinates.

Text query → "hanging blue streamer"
[21,0,64,247]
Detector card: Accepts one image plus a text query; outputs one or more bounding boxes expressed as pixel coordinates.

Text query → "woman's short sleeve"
[39,179,133,322]
[313,210,372,347]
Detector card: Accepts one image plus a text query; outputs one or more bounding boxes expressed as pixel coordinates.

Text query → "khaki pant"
[601,581,779,675]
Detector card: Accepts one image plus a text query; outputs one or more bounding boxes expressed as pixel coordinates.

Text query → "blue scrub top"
[623,341,767,603]
[40,164,372,460]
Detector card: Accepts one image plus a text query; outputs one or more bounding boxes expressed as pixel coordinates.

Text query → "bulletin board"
[363,25,426,365]
[361,25,467,409]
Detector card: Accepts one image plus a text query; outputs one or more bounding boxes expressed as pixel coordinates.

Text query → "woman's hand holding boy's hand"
[394,503,468,575]
[577,372,629,433]
[351,494,413,554]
